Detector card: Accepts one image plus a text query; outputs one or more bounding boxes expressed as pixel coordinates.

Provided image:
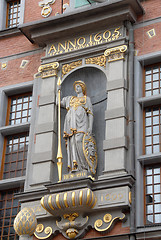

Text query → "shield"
[83,133,97,175]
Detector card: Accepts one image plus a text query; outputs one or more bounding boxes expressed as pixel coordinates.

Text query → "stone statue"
[60,80,97,174]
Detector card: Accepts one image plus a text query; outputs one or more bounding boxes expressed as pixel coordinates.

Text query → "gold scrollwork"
[85,55,106,67]
[38,62,59,78]
[36,224,44,233]
[103,214,112,223]
[94,213,125,232]
[95,219,103,228]
[34,226,53,239]
[62,60,82,77]
[104,45,127,62]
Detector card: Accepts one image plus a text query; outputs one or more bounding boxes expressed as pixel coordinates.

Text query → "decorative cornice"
[38,62,59,78]
[104,45,127,62]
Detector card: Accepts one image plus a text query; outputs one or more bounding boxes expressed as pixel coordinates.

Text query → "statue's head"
[73,80,87,95]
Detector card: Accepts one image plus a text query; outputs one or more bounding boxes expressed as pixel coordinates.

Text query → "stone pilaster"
[31,62,59,185]
[103,45,128,177]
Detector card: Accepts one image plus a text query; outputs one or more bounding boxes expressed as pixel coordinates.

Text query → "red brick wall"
[0,34,39,58]
[24,0,69,23]
[138,0,161,22]
[0,52,43,88]
[134,22,161,56]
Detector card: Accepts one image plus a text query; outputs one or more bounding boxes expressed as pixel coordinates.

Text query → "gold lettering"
[48,44,57,54]
[111,194,117,200]
[58,42,67,53]
[113,27,121,39]
[68,39,77,49]
[103,30,111,41]
[89,34,93,45]
[105,194,110,201]
[77,37,86,46]
[94,32,102,42]
[118,193,123,199]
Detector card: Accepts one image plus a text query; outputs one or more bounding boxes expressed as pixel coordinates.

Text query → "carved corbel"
[94,212,126,232]
[104,45,127,62]
[38,62,59,78]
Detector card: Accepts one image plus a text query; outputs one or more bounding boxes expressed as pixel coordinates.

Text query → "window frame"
[144,165,161,225]
[6,0,21,28]
[0,187,22,240]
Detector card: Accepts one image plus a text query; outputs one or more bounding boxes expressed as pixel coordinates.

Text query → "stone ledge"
[103,137,128,150]
[32,151,55,163]
[105,107,127,120]
[39,95,55,106]
[36,122,56,134]
[107,78,127,91]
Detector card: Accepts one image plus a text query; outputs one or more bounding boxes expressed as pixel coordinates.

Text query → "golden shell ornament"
[14,207,37,236]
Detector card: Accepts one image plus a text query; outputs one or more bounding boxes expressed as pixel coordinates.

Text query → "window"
[0,93,32,180]
[0,92,32,238]
[7,93,32,125]
[6,0,21,28]
[144,166,161,224]
[1,133,29,180]
[144,64,161,97]
[144,106,161,155]
[142,64,161,225]
[0,188,21,240]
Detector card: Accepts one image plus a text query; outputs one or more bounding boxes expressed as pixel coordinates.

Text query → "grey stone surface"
[106,118,126,139]
[105,107,127,120]
[36,122,56,134]
[103,137,128,150]
[32,151,54,163]
[32,161,55,185]
[107,78,127,91]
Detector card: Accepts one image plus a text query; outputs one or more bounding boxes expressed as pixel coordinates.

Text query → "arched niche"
[60,66,107,177]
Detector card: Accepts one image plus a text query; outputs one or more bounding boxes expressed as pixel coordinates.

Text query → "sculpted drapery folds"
[60,80,97,174]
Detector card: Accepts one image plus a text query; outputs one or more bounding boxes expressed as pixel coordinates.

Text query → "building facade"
[0,0,161,240]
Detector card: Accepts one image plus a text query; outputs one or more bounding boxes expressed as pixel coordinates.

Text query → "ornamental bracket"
[38,62,59,78]
[104,45,127,62]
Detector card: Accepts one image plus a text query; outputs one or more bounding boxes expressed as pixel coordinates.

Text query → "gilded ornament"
[40,188,96,214]
[64,192,69,208]
[39,0,55,18]
[56,194,61,209]
[94,213,126,232]
[66,228,79,239]
[72,192,75,206]
[48,195,55,210]
[1,62,7,69]
[95,219,103,228]
[129,191,132,204]
[147,28,156,38]
[34,226,53,239]
[83,134,97,175]
[14,207,37,236]
[85,55,106,67]
[104,45,127,62]
[103,214,112,223]
[62,60,82,77]
[38,62,59,78]
[64,213,79,222]
[36,224,44,233]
